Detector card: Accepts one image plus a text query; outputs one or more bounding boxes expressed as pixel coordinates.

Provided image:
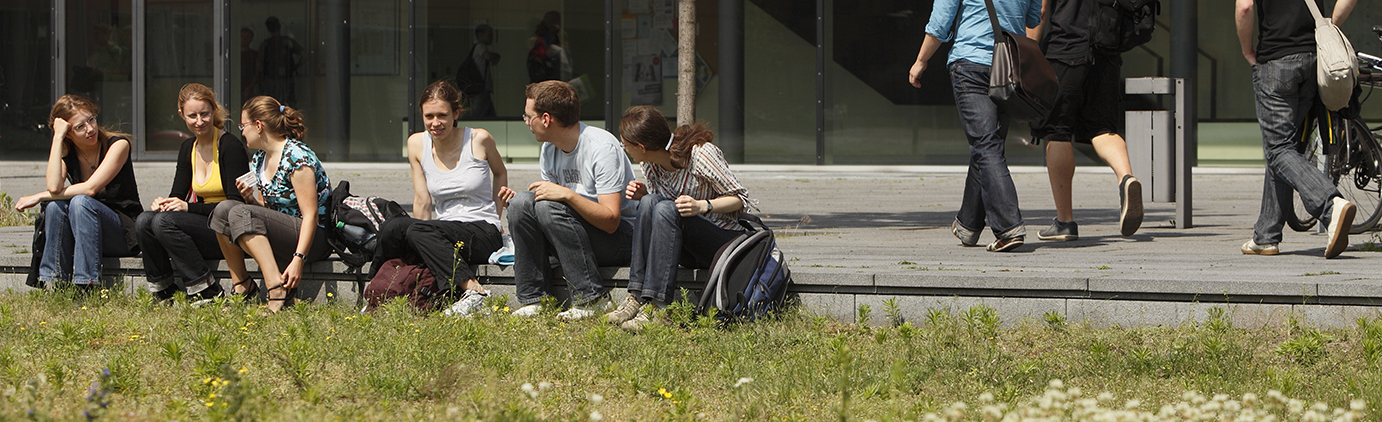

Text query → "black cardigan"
[168,131,252,216]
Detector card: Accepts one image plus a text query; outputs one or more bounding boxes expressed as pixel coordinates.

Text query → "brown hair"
[49,94,132,146]
[525,80,580,127]
[619,106,714,170]
[177,83,229,130]
[241,96,307,140]
[420,79,467,123]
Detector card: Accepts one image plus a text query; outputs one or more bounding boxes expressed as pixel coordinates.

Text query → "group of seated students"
[15,80,755,329]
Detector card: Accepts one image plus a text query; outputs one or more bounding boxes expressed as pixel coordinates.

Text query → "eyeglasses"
[522,111,537,123]
[238,121,256,131]
[71,116,98,133]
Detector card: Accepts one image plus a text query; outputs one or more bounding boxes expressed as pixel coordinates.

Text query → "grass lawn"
[0,288,1376,421]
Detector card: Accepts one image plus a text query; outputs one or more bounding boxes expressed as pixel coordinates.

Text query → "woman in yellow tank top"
[134,83,251,303]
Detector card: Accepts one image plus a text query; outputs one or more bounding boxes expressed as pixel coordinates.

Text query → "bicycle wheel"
[1335,117,1382,233]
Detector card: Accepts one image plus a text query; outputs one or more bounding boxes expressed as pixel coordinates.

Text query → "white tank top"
[422,128,500,229]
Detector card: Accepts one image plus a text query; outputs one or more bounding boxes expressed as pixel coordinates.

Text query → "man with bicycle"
[1235,0,1357,258]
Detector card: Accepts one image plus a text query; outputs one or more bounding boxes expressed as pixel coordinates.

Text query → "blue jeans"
[628,194,742,304]
[39,195,132,285]
[508,191,633,306]
[949,59,1025,238]
[1251,53,1340,245]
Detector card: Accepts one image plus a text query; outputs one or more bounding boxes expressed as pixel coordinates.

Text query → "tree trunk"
[677,0,695,126]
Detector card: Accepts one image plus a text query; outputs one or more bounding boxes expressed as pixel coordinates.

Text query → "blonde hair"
[178,83,229,130]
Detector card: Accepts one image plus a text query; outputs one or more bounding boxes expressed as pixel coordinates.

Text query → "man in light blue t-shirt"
[509,80,636,319]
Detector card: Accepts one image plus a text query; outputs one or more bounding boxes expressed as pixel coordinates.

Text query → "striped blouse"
[641,142,759,230]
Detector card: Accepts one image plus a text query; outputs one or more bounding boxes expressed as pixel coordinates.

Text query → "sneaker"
[1325,197,1356,259]
[511,303,543,317]
[1241,240,1280,255]
[1119,175,1144,236]
[557,294,612,320]
[1037,218,1079,241]
[605,295,642,325]
[620,308,653,332]
[187,282,224,308]
[443,290,489,318]
[952,219,980,247]
[151,286,178,303]
[986,235,1024,252]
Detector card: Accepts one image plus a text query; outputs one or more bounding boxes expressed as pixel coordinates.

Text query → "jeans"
[628,194,742,304]
[39,195,132,285]
[136,210,224,293]
[371,217,502,291]
[508,191,633,305]
[1251,53,1341,245]
[949,59,1026,238]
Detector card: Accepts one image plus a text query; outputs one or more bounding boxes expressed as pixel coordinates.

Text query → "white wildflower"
[588,410,603,421]
[590,394,604,406]
[734,377,754,388]
[538,381,553,391]
[979,392,995,403]
[1097,392,1115,402]
[1351,399,1367,411]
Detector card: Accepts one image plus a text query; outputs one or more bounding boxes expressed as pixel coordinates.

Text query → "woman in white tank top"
[370,80,513,316]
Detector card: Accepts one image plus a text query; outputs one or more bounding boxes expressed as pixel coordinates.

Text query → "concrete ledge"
[4,256,1382,328]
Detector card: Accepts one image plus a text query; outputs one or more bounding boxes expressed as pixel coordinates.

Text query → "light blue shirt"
[924,0,1043,66]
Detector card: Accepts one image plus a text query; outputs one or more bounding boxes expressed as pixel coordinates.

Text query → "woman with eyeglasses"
[134,83,251,303]
[210,96,331,313]
[15,95,143,291]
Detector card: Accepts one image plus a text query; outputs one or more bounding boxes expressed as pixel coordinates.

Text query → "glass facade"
[4,1,1381,164]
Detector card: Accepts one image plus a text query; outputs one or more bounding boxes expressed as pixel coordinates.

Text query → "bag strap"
[984,0,1003,43]
[1301,0,1326,26]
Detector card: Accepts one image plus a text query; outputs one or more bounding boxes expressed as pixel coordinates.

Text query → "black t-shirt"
[1041,0,1093,62]
[1255,0,1318,63]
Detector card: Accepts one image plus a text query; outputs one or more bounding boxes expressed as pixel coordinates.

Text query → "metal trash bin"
[1125,77,1192,228]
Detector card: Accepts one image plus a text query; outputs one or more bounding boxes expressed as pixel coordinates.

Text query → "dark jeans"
[949,59,1026,239]
[628,194,742,304]
[39,195,133,285]
[1251,52,1340,245]
[508,191,633,306]
[371,217,502,291]
[136,210,224,292]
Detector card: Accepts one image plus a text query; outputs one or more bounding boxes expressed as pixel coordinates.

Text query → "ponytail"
[242,96,307,140]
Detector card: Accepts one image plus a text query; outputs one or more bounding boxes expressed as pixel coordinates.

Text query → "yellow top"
[191,132,227,204]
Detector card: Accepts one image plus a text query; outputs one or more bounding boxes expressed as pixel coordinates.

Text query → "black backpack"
[1091,0,1160,53]
[527,41,561,83]
[324,181,408,274]
[697,215,793,320]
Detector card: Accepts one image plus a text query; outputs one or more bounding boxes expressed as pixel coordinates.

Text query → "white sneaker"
[1241,240,1279,255]
[443,290,488,318]
[1326,197,1356,259]
[557,295,612,320]
[511,303,543,317]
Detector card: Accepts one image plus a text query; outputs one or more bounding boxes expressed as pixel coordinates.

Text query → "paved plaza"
[1,161,1380,327]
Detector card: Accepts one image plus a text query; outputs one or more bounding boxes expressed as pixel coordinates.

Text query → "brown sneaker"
[605,295,642,325]
[620,308,653,332]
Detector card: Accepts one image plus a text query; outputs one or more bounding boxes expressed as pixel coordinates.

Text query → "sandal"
[262,282,293,314]
[231,278,260,299]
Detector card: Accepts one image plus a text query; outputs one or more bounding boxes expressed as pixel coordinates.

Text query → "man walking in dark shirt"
[1235,0,1357,258]
[1030,0,1143,242]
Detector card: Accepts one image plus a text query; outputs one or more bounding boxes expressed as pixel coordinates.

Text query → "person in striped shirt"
[607,106,758,331]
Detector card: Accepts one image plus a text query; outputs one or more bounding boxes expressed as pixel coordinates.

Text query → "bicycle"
[1284,27,1382,234]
